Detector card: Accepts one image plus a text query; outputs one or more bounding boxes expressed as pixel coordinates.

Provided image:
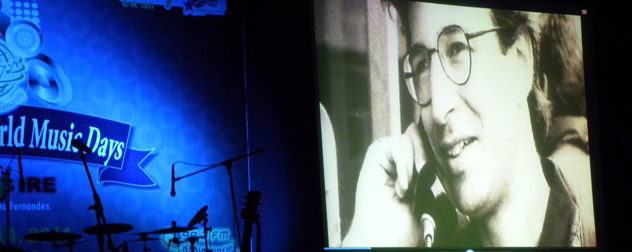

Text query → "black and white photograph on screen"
[316,0,595,248]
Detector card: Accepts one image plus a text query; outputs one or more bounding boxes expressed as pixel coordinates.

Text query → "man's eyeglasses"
[403,25,505,106]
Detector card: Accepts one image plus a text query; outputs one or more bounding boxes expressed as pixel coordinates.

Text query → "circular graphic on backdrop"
[5,20,43,58]
[27,54,73,105]
[0,40,28,113]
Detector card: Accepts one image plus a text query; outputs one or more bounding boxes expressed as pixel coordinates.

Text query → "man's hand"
[342,123,428,247]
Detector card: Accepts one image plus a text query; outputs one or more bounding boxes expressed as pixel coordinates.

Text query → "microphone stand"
[202,218,211,252]
[225,160,242,251]
[255,220,261,252]
[2,148,25,251]
[78,151,116,252]
[2,166,11,250]
[174,149,263,252]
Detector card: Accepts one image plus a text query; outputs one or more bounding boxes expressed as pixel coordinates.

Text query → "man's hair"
[539,14,585,118]
[386,1,552,154]
[490,9,551,155]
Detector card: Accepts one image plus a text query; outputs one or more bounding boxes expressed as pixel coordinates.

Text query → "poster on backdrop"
[0,0,247,251]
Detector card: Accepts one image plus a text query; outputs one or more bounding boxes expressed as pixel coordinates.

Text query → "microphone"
[170,163,176,197]
[18,148,24,192]
[188,205,209,227]
[413,163,437,247]
[420,213,436,247]
[413,162,458,247]
[71,139,92,154]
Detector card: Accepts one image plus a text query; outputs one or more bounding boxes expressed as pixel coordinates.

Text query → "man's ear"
[513,32,534,65]
[508,32,535,95]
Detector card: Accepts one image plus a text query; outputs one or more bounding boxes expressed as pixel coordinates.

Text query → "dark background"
[240,0,630,251]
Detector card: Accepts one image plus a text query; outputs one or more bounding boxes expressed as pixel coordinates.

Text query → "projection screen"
[315,0,600,250]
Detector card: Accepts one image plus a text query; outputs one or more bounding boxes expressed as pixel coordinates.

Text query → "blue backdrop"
[0,0,248,251]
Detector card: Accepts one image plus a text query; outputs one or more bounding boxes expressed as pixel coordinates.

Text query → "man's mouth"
[446,138,475,158]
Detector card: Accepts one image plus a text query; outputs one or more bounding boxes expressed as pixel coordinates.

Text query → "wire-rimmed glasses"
[403,25,505,106]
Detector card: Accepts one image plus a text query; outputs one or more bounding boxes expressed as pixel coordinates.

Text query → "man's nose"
[429,56,459,125]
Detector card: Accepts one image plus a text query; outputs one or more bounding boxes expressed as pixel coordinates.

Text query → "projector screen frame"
[314,0,604,250]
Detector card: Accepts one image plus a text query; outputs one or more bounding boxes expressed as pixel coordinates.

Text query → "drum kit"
[1,145,263,252]
[15,205,210,252]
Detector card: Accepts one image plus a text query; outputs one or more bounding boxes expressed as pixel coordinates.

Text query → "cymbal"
[83,223,133,235]
[148,226,195,234]
[24,231,83,242]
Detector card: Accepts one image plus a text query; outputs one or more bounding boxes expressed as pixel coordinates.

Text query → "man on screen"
[341,1,595,247]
